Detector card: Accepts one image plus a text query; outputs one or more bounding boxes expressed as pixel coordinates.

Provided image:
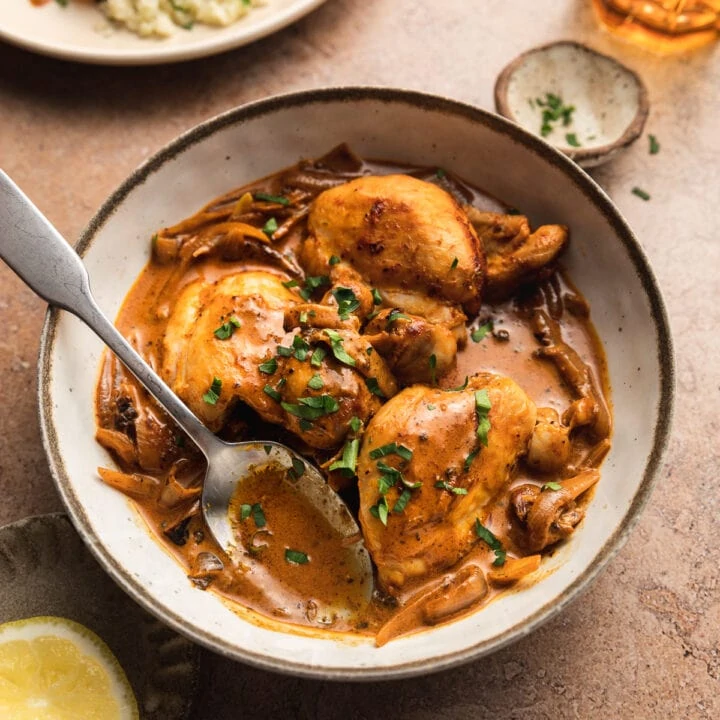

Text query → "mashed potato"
[102,0,261,37]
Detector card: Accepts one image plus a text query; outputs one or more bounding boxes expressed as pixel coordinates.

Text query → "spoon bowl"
[0,170,371,584]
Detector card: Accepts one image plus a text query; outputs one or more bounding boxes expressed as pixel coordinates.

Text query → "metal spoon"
[0,171,371,581]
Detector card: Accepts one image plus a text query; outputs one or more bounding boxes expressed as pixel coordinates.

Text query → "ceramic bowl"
[38,88,673,680]
[495,41,649,168]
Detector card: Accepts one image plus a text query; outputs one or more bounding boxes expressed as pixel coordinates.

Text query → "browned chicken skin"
[357,373,537,591]
[464,208,568,301]
[160,271,297,431]
[364,308,458,386]
[305,174,485,315]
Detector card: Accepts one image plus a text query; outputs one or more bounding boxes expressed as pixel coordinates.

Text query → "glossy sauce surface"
[95,152,611,641]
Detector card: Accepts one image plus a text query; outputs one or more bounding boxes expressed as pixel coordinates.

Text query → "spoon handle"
[0,170,221,457]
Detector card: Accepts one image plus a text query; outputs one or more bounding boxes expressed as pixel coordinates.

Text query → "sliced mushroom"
[511,469,600,552]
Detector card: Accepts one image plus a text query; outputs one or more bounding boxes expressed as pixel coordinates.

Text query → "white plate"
[39,88,674,679]
[1,0,329,65]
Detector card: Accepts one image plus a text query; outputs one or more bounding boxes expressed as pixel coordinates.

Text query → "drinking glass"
[592,0,720,52]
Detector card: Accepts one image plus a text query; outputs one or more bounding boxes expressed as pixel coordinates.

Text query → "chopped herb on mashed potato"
[102,0,261,37]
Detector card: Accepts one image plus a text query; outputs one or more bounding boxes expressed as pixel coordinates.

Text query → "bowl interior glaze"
[39,88,673,680]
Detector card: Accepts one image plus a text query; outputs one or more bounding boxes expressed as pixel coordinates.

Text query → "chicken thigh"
[304,174,485,325]
[160,271,297,431]
[357,373,536,590]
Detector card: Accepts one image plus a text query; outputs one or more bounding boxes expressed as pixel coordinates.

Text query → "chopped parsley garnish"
[535,93,575,137]
[364,377,385,397]
[393,489,412,513]
[435,481,468,495]
[332,287,360,320]
[474,519,506,566]
[435,168,446,179]
[213,316,241,340]
[371,288,383,305]
[254,192,290,206]
[463,447,479,472]
[386,309,410,328]
[328,438,360,477]
[240,503,266,528]
[649,134,660,155]
[299,311,308,323]
[349,416,362,433]
[276,345,293,358]
[55,0,69,6]
[202,377,222,405]
[262,217,278,237]
[299,418,313,431]
[427,403,436,410]
[449,376,469,392]
[369,442,413,461]
[263,384,282,402]
[282,279,299,288]
[450,257,459,270]
[281,394,339,420]
[370,497,389,526]
[366,346,374,355]
[292,334,310,361]
[310,346,328,368]
[378,474,395,495]
[285,549,309,564]
[325,330,356,367]
[542,481,562,491]
[299,275,330,300]
[377,461,421,489]
[251,503,266,528]
[429,353,437,386]
[565,133,581,148]
[329,255,341,266]
[471,322,493,343]
[258,358,278,374]
[263,445,272,455]
[307,374,324,390]
[475,389,492,446]
[288,457,305,481]
[632,187,651,201]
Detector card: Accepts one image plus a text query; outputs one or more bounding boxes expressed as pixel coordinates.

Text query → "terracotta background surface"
[1,1,718,718]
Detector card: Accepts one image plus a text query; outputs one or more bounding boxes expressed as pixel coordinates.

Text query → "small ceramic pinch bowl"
[495,40,649,168]
[39,87,672,680]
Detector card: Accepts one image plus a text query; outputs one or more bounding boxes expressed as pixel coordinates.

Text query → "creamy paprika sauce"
[95,146,611,644]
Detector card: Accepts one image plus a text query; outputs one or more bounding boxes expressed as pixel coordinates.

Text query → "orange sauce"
[95,151,612,642]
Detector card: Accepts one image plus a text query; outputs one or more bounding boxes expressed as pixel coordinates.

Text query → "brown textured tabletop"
[1,1,718,718]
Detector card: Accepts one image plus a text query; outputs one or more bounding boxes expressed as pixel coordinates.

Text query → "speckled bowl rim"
[37,86,674,681]
[494,40,650,165]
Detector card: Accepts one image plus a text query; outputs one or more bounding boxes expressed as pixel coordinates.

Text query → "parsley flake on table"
[649,134,660,155]
[632,187,651,201]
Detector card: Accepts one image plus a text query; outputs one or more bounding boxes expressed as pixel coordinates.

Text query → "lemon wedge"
[0,616,139,720]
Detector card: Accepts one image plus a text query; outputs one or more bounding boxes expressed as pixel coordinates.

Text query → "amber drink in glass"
[592,0,720,52]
